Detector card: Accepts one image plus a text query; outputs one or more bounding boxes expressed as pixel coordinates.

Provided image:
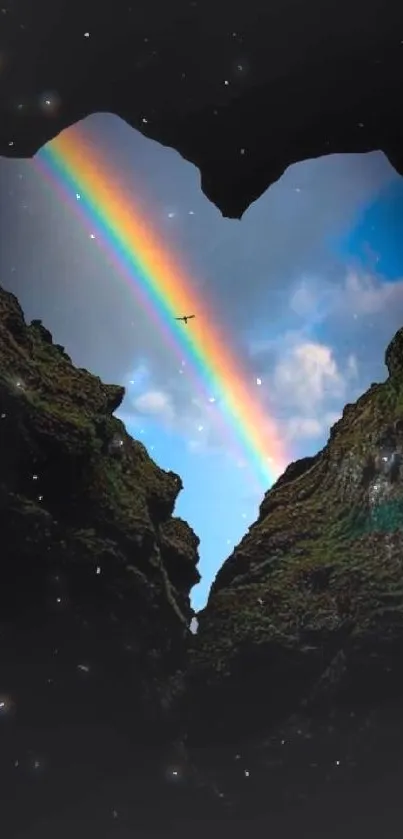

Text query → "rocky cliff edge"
[187,323,403,837]
[3,281,403,837]
[0,283,205,836]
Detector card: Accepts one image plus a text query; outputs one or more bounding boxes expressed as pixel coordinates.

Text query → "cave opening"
[1,113,403,613]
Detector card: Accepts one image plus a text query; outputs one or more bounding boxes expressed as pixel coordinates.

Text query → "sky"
[1,112,403,611]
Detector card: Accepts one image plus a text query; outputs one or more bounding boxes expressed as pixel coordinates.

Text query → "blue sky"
[338,179,403,281]
[1,113,403,611]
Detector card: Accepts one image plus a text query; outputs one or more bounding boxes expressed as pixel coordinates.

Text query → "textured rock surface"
[4,281,403,837]
[0,285,207,836]
[2,0,403,217]
[187,327,403,836]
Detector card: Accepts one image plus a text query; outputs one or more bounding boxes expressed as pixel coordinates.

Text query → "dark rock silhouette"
[3,283,403,837]
[2,1,403,217]
[0,284,208,837]
[188,325,403,838]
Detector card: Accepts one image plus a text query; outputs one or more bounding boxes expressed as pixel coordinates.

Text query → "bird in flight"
[175,314,195,324]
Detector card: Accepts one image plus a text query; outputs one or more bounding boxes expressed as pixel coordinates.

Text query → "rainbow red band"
[35,127,287,487]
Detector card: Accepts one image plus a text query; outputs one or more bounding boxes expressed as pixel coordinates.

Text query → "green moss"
[192,361,403,691]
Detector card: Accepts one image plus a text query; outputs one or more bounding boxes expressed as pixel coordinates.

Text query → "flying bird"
[175,314,195,324]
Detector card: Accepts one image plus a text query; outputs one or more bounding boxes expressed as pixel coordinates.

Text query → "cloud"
[290,282,320,317]
[120,263,403,463]
[286,411,344,441]
[254,333,361,449]
[273,340,357,411]
[248,267,403,453]
[285,416,325,440]
[203,150,397,331]
[342,270,403,316]
[5,118,402,472]
[132,389,176,422]
[126,377,235,455]
[125,262,402,458]
[300,271,403,381]
[289,275,340,321]
[287,270,403,331]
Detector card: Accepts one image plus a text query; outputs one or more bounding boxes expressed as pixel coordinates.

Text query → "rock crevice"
[0,284,203,836]
[3,284,403,838]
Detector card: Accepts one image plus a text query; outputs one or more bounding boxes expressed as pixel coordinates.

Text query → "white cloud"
[132,389,175,422]
[124,266,402,462]
[128,382,233,454]
[289,276,338,319]
[247,269,402,452]
[286,271,403,346]
[341,271,403,316]
[273,341,356,412]
[262,335,360,448]
[290,282,317,317]
[293,270,403,328]
[285,416,324,440]
[285,410,344,441]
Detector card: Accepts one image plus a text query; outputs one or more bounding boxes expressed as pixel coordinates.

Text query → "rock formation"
[3,281,403,837]
[0,284,207,837]
[2,1,403,217]
[188,326,403,837]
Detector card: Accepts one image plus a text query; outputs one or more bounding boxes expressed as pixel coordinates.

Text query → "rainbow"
[35,126,287,486]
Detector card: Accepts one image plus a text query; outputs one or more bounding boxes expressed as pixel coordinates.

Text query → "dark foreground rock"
[3,282,403,837]
[188,326,403,837]
[0,284,214,837]
[2,0,403,217]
